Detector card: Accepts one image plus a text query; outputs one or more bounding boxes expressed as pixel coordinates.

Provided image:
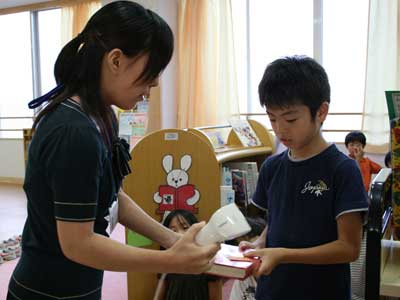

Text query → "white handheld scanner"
[195,203,251,246]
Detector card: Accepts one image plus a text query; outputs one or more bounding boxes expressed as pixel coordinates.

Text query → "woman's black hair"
[33,1,174,148]
[162,209,198,228]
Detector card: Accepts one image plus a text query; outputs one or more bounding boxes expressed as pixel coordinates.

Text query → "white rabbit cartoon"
[153,154,200,212]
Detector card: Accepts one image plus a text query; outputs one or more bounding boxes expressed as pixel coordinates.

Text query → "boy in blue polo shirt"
[242,56,368,300]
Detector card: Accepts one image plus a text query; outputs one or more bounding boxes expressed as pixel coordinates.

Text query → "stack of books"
[206,243,260,280]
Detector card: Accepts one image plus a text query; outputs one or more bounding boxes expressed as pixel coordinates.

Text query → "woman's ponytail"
[54,34,85,85]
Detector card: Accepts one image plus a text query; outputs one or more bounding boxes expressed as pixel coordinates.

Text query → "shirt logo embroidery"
[301,180,330,197]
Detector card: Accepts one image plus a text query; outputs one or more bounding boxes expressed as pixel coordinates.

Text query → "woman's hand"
[244,247,284,276]
[164,221,220,274]
[164,231,182,249]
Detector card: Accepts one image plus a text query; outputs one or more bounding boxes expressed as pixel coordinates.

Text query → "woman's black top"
[8,99,119,300]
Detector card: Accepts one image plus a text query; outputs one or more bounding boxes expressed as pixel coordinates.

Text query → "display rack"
[365,168,400,299]
[123,119,274,299]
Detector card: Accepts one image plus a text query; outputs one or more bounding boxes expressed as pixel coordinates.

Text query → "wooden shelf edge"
[216,146,272,164]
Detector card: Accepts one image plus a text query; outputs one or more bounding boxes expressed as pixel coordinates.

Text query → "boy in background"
[154,209,220,300]
[345,131,382,192]
[241,56,368,300]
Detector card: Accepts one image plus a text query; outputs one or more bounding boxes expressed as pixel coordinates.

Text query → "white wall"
[0,139,25,179]
[155,0,178,129]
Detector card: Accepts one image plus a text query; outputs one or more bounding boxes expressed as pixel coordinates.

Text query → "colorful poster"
[130,113,147,137]
[386,91,400,240]
[119,112,135,136]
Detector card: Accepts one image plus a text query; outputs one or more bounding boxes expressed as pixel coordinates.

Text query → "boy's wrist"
[277,247,298,264]
[276,247,288,263]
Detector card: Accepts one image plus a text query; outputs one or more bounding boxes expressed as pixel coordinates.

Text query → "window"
[0,8,61,138]
[231,0,369,142]
[0,12,33,138]
[322,0,369,142]
[38,9,62,94]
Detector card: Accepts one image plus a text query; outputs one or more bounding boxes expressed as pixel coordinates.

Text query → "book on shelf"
[221,166,233,186]
[220,185,235,207]
[229,119,262,147]
[205,243,260,280]
[231,169,248,208]
[224,162,259,202]
[204,129,226,149]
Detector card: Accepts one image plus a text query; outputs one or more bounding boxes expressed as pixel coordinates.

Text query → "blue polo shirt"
[252,144,368,300]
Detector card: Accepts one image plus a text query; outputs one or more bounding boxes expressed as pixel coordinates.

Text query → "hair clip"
[28,84,64,109]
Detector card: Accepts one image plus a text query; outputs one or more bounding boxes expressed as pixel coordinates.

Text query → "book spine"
[221,166,233,186]
[245,259,260,278]
[220,186,235,207]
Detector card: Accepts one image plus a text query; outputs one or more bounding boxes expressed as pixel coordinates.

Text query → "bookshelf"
[123,119,274,300]
[23,128,33,167]
[365,169,400,299]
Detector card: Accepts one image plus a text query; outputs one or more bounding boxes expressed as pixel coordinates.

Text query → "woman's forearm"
[118,189,179,248]
[63,230,174,272]
[58,222,218,275]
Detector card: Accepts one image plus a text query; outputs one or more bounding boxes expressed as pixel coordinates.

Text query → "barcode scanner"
[195,203,251,246]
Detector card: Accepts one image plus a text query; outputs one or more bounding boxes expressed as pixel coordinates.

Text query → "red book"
[205,244,260,280]
[158,184,197,212]
[175,184,196,211]
[158,185,176,211]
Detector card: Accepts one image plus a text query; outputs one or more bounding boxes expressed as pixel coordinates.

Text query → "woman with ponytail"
[7,2,219,299]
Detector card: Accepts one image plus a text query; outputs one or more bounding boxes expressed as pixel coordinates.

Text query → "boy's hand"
[244,248,284,276]
[238,237,265,252]
[165,221,220,274]
[353,146,364,161]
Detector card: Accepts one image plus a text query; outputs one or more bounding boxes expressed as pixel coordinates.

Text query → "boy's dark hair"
[162,209,198,228]
[345,131,366,147]
[385,151,391,168]
[258,55,330,119]
[33,1,173,148]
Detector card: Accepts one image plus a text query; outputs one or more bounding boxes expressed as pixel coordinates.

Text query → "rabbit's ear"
[180,155,192,171]
[162,155,173,173]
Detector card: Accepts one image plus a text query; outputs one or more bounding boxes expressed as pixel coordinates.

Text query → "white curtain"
[61,1,101,45]
[177,0,239,128]
[362,0,400,152]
